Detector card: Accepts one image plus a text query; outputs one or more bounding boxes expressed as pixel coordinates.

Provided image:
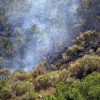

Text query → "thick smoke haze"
[0,0,80,70]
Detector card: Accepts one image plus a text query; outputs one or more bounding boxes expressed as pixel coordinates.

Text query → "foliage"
[60,31,100,70]
[43,72,100,100]
[0,30,99,99]
[73,31,100,48]
[0,87,14,100]
[96,48,100,56]
[34,75,57,91]
[0,79,14,100]
[0,78,8,91]
[0,68,10,79]
[11,81,34,96]
[75,72,100,100]
[31,63,46,79]
[20,92,37,100]
[63,44,84,61]
[0,0,100,99]
[59,70,79,84]
[78,0,100,31]
[69,54,100,79]
[11,69,30,81]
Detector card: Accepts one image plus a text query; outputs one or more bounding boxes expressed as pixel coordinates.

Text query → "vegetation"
[0,29,99,99]
[0,0,100,100]
[43,72,100,100]
[78,0,100,31]
[69,54,100,79]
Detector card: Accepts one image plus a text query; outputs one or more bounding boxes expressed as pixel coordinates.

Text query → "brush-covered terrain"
[0,0,100,100]
[0,30,100,100]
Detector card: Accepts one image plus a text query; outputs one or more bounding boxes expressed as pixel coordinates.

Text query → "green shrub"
[59,70,70,82]
[82,0,89,9]
[31,63,46,79]
[11,81,34,96]
[11,69,29,81]
[0,68,10,79]
[76,72,100,100]
[0,78,8,91]
[34,75,57,91]
[20,92,36,100]
[43,82,84,100]
[88,85,100,100]
[0,68,10,74]
[73,31,100,46]
[69,54,100,79]
[43,72,100,100]
[0,87,14,100]
[43,95,57,100]
[96,48,100,56]
[59,70,79,84]
[0,79,14,100]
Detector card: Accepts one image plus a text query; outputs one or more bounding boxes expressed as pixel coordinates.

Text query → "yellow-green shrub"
[96,48,100,56]
[0,87,14,100]
[31,63,46,79]
[69,54,100,79]
[20,92,36,100]
[34,75,57,91]
[11,81,34,96]
[11,70,29,81]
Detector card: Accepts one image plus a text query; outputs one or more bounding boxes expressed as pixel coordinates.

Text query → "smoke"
[0,0,80,70]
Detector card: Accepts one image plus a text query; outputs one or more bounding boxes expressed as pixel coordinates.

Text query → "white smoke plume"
[0,0,80,70]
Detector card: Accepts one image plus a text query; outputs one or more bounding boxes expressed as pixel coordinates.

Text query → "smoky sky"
[0,0,80,70]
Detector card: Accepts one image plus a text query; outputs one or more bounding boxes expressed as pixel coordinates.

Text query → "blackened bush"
[62,44,84,62]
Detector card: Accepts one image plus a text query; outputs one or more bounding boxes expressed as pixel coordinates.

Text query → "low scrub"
[69,54,100,79]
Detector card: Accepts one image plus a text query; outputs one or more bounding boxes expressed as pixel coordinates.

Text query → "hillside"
[0,31,100,100]
[0,0,100,100]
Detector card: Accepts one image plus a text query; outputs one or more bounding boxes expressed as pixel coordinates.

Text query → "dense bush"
[69,54,100,79]
[61,31,100,70]
[31,62,46,79]
[0,0,99,99]
[20,92,36,100]
[11,69,30,81]
[59,70,79,84]
[0,79,14,100]
[0,87,14,100]
[0,79,8,91]
[63,44,84,61]
[96,48,100,56]
[73,31,100,48]
[34,75,57,91]
[0,68,10,79]
[75,72,100,100]
[43,72,100,100]
[11,81,34,96]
